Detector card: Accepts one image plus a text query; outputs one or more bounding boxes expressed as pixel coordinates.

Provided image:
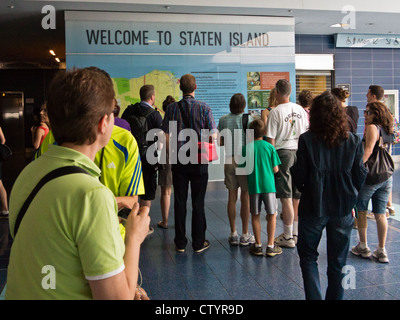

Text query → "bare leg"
[159,186,171,227]
[357,211,368,243]
[252,214,261,245]
[280,198,294,237]
[240,190,250,235]
[0,180,7,212]
[227,189,238,233]
[293,198,299,223]
[375,213,388,249]
[267,213,277,246]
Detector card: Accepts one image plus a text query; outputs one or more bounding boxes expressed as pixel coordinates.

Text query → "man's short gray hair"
[275,79,291,97]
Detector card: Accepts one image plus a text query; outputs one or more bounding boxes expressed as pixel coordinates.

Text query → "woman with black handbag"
[351,101,394,263]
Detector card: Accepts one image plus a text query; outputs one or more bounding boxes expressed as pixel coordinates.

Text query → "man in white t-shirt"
[266,79,308,248]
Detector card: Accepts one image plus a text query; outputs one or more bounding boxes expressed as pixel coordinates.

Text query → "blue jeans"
[297,214,354,300]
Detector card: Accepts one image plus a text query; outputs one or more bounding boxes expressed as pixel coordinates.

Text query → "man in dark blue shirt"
[162,74,217,253]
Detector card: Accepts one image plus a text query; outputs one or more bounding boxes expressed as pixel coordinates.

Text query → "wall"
[66,11,297,181]
[296,34,400,156]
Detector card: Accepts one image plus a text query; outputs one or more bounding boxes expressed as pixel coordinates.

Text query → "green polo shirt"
[6,145,125,300]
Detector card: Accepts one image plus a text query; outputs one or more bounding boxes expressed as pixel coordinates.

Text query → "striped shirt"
[162,95,217,150]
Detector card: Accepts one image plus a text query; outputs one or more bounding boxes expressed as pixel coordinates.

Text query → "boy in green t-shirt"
[241,119,282,257]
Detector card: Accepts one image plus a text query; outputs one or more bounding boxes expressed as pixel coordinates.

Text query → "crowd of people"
[2,67,396,301]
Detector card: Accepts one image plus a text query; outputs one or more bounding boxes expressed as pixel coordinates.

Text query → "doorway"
[0,92,26,195]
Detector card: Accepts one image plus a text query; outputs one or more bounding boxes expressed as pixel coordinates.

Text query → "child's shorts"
[250,193,277,215]
[224,157,248,191]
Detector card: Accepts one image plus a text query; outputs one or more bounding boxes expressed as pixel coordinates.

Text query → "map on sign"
[113,70,181,117]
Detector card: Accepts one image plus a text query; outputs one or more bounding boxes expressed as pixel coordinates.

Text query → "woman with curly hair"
[297,89,313,118]
[291,91,367,300]
[351,101,394,263]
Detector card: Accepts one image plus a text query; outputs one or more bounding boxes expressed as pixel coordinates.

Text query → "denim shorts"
[356,177,393,214]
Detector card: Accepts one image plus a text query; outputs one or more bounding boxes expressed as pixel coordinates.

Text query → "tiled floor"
[1,169,400,300]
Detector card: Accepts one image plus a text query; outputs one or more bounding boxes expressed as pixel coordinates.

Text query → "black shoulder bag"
[364,126,394,185]
[13,166,89,237]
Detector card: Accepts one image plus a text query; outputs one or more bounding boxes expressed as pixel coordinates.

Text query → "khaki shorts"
[275,149,301,199]
[224,157,248,192]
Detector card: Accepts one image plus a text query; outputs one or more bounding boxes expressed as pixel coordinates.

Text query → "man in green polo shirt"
[6,67,150,300]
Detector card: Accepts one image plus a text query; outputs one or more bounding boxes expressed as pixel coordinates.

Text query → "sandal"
[157,221,168,229]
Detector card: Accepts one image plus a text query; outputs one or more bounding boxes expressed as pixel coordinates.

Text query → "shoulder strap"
[143,107,156,118]
[242,113,249,133]
[134,103,156,118]
[14,166,89,238]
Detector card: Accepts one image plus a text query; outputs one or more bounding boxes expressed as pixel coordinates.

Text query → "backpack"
[393,117,400,144]
[122,103,156,158]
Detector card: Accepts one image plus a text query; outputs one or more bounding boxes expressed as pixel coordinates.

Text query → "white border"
[85,264,125,281]
[384,90,399,120]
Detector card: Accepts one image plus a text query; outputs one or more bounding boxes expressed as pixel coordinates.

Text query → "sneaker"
[228,232,239,246]
[194,240,210,253]
[373,248,389,263]
[157,221,168,229]
[293,235,298,245]
[351,243,372,258]
[274,233,296,248]
[147,226,154,237]
[387,206,396,216]
[249,244,263,256]
[265,245,283,257]
[240,233,255,246]
[175,246,186,253]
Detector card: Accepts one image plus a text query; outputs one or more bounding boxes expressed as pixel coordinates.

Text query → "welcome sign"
[65,12,295,180]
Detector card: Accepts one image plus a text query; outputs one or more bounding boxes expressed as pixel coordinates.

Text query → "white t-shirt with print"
[265,102,309,150]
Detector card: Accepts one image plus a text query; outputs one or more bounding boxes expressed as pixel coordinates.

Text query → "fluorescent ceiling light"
[49,50,56,56]
[295,54,334,70]
[55,57,60,62]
